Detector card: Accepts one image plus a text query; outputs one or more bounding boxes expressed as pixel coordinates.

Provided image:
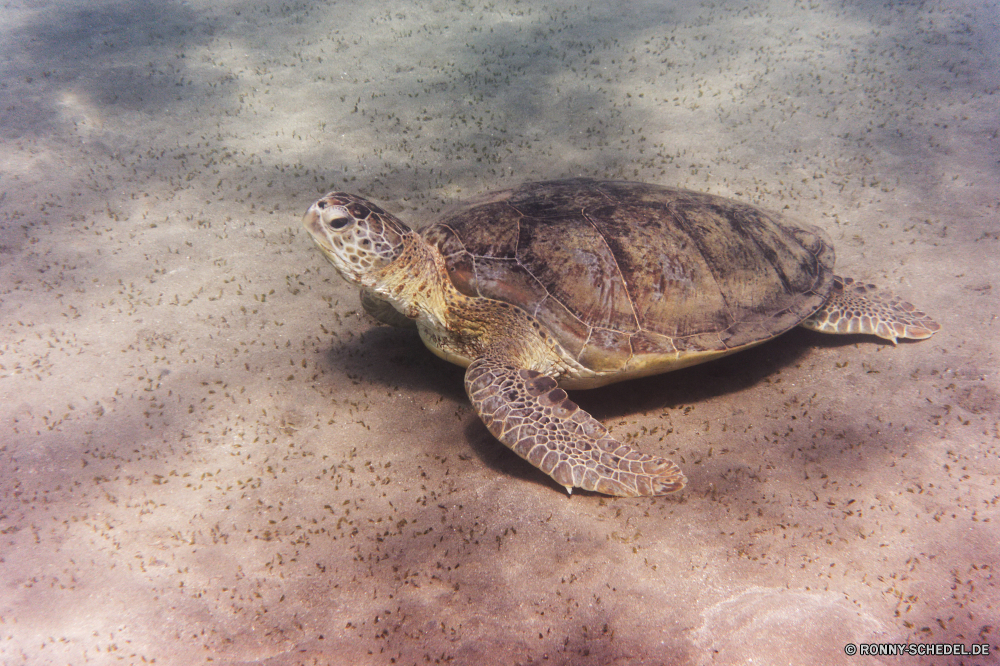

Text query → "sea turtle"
[302,178,938,497]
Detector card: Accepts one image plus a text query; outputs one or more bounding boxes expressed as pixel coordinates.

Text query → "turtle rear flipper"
[465,357,686,497]
[801,276,940,344]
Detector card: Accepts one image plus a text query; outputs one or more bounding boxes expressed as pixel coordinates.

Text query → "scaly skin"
[303,191,687,496]
[801,276,940,344]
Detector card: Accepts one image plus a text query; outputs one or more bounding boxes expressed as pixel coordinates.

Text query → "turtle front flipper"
[801,276,940,344]
[465,357,686,497]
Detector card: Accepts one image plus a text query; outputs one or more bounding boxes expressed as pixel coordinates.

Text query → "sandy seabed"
[1,0,998,664]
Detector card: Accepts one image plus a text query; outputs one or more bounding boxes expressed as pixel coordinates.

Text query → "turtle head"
[303,192,413,285]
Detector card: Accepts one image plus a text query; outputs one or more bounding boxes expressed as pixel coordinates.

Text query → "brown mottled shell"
[421,179,835,373]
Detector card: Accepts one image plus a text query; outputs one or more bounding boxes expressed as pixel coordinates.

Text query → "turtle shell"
[421,178,835,375]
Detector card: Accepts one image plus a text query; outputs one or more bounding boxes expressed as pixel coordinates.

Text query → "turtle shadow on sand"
[318,299,932,498]
[319,324,466,399]
[459,325,902,494]
[329,316,908,408]
[574,325,917,421]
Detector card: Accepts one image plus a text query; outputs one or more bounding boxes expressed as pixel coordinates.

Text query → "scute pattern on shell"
[422,179,835,374]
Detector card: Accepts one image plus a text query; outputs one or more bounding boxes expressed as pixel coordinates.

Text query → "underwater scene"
[1,0,998,663]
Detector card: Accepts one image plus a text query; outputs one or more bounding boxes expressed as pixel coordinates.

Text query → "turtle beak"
[303,207,320,235]
[302,204,329,247]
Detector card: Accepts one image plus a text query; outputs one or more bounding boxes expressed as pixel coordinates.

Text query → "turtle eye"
[325,208,353,230]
